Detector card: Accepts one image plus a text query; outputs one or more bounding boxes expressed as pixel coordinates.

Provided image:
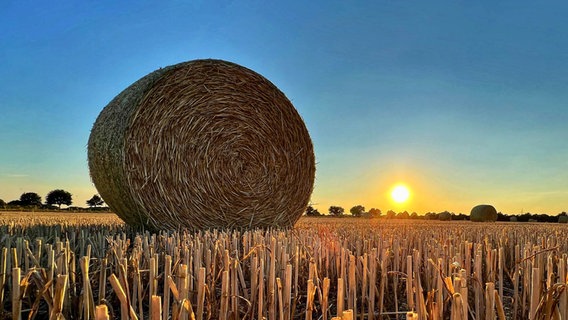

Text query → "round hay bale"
[470,204,497,222]
[88,59,315,231]
[438,211,452,221]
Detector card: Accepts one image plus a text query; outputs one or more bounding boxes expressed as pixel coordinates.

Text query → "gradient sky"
[1,1,567,215]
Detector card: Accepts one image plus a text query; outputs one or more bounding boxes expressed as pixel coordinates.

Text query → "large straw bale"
[469,204,498,222]
[88,59,315,231]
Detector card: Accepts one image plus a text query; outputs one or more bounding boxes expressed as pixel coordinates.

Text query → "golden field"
[0,212,567,319]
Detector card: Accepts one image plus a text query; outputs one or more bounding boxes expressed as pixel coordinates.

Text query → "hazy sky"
[1,1,567,215]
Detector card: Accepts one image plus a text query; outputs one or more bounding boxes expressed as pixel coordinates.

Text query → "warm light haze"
[1,2,567,216]
[391,185,410,204]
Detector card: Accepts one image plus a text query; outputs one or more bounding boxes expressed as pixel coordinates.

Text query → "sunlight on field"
[1,212,568,319]
[0,210,123,226]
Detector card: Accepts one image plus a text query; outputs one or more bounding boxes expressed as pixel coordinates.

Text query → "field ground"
[0,212,567,319]
[0,210,123,225]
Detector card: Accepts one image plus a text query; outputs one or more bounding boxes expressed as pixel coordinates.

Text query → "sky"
[1,1,567,215]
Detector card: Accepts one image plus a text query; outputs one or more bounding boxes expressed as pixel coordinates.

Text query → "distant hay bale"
[438,211,452,221]
[470,204,498,222]
[88,59,315,231]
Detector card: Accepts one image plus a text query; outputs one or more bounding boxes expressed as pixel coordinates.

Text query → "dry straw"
[88,59,315,231]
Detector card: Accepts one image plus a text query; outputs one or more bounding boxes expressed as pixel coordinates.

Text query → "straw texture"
[88,59,315,231]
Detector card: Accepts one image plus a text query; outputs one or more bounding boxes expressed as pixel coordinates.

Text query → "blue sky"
[1,1,567,214]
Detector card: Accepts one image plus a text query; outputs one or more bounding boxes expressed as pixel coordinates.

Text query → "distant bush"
[41,204,58,210]
[66,206,86,212]
[89,206,111,212]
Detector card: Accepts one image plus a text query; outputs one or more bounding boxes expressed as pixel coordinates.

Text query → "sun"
[391,185,410,203]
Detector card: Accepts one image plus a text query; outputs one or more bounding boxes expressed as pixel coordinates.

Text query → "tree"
[19,192,42,207]
[0,199,5,208]
[329,206,345,216]
[410,212,418,219]
[46,189,73,209]
[8,200,22,206]
[86,195,104,208]
[424,212,437,220]
[305,205,321,216]
[496,212,509,221]
[368,208,381,218]
[454,213,468,220]
[397,211,409,219]
[386,210,396,219]
[350,205,365,217]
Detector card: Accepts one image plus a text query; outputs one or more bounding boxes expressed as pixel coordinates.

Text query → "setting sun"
[391,185,410,203]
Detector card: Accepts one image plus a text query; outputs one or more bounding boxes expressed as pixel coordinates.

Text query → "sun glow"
[391,185,410,203]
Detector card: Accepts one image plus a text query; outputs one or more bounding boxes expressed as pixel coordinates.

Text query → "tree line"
[0,190,106,210]
[306,205,418,219]
[305,205,568,223]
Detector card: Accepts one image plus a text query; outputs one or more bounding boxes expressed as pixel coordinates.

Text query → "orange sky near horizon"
[310,161,568,216]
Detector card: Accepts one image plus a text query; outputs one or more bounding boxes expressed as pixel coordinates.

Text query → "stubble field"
[0,212,566,319]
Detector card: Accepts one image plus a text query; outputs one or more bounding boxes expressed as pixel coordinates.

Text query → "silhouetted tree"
[397,211,409,219]
[0,199,5,208]
[410,212,418,219]
[329,206,345,216]
[368,208,381,218]
[20,192,42,207]
[46,189,73,209]
[305,205,321,216]
[517,212,531,222]
[496,212,509,221]
[511,212,557,222]
[424,212,437,220]
[350,205,365,217]
[86,195,104,208]
[386,210,396,219]
[453,213,468,220]
[535,213,555,223]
